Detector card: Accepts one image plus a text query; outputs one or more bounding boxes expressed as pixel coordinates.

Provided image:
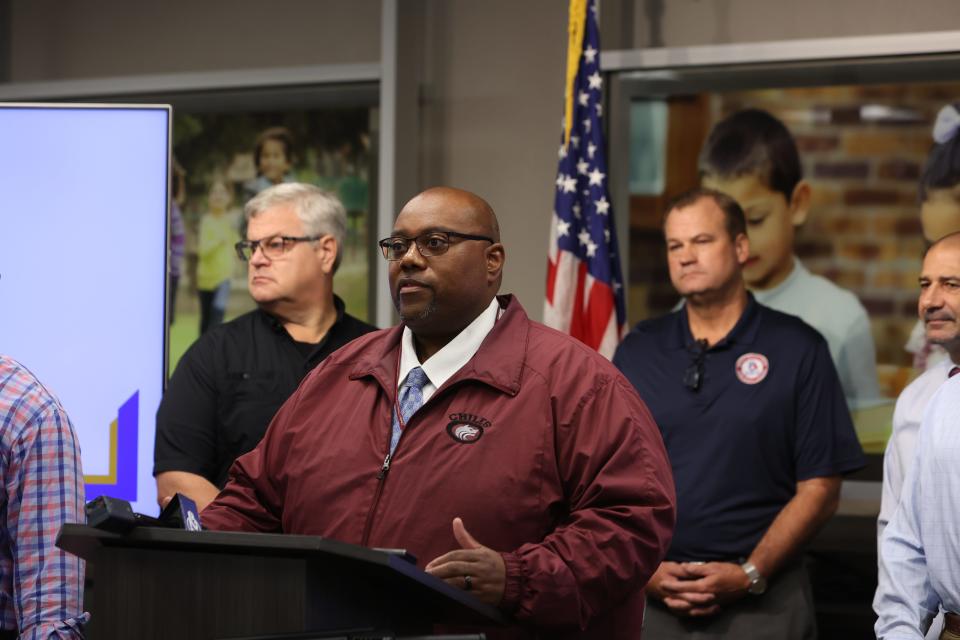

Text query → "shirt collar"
[674,292,762,350]
[259,294,347,336]
[398,298,501,389]
[751,257,803,304]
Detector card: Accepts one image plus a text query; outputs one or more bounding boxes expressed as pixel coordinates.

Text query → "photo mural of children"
[699,108,881,404]
[196,176,239,334]
[242,126,295,201]
[167,109,374,372]
[905,103,960,371]
[168,159,187,326]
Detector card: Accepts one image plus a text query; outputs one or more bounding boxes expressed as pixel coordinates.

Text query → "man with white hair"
[154,183,376,510]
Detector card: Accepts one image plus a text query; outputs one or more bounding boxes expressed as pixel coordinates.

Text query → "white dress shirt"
[752,258,881,405]
[875,374,960,639]
[397,298,501,399]
[877,360,955,640]
[879,360,955,536]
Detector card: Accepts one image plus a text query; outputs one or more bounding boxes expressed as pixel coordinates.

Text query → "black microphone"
[85,496,139,533]
[86,493,202,533]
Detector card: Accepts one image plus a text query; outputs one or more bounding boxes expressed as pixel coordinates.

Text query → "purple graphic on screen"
[85,391,139,502]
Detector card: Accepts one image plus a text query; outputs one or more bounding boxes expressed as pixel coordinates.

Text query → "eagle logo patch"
[445,412,491,444]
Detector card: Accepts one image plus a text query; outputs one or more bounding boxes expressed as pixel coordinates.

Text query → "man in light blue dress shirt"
[876,372,960,640]
[875,233,960,640]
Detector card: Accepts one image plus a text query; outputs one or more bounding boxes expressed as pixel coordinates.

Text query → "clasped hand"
[647,561,751,617]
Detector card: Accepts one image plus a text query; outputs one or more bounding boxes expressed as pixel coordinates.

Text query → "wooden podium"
[57,524,505,640]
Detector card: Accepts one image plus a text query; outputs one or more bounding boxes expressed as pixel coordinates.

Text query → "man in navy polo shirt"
[614,187,864,638]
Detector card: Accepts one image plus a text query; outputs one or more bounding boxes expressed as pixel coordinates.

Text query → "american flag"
[544,0,626,359]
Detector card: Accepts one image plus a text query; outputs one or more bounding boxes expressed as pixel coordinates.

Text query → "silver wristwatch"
[740,561,767,595]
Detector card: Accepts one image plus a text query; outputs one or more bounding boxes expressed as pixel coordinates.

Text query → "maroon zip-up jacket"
[202,295,676,638]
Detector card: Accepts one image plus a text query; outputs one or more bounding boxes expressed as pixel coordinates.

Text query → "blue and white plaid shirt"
[0,356,88,639]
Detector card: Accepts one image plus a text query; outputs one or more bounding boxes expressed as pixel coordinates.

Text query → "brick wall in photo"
[628,82,960,379]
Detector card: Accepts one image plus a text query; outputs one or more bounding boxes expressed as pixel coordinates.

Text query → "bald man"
[202,187,676,639]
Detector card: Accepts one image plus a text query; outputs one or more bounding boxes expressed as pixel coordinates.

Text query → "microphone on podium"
[86,493,202,533]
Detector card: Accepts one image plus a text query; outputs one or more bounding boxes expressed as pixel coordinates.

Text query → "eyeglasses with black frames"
[235,235,321,261]
[378,231,494,261]
[683,339,709,392]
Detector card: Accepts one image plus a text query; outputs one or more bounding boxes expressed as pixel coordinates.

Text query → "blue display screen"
[0,104,170,515]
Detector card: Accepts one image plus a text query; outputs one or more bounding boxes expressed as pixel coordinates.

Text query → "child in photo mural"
[698,108,881,405]
[168,159,187,326]
[196,176,239,334]
[242,126,295,201]
[906,103,960,371]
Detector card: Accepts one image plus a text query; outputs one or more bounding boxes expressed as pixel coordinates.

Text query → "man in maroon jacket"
[202,186,676,638]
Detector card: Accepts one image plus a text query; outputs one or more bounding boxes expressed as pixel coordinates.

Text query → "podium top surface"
[57,524,506,627]
[59,523,408,564]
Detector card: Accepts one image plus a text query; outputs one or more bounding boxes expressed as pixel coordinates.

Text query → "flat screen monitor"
[0,103,170,516]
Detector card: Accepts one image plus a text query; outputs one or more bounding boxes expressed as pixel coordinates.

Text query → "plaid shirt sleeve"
[0,357,89,639]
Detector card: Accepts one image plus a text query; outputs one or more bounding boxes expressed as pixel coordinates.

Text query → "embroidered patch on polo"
[735,353,769,385]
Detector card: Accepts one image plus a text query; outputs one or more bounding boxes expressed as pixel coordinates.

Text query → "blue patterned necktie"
[390,366,430,454]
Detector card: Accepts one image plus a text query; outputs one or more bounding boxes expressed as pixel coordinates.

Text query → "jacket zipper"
[358,381,462,547]
[360,451,392,546]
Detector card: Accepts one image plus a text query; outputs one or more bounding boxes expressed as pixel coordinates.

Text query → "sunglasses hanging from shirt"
[683,339,709,392]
